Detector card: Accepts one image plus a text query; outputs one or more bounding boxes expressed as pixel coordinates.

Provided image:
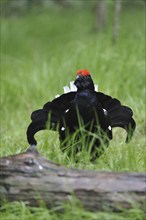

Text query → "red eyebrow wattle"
[76,69,90,77]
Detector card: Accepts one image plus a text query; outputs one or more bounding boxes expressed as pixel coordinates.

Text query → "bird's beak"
[76,74,83,79]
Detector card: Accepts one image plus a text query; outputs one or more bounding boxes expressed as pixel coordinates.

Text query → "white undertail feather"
[63,81,77,93]
[70,81,77,92]
[63,86,71,94]
[55,94,60,98]
[94,84,98,92]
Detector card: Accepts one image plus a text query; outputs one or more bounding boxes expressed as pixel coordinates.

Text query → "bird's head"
[74,69,94,91]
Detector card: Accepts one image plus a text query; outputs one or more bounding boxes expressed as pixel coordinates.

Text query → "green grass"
[0,200,145,220]
[0,5,145,220]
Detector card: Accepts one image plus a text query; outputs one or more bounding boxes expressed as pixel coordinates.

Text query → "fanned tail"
[108,106,136,142]
[27,109,48,145]
[96,92,136,143]
[27,117,47,145]
[26,92,76,146]
[27,107,62,145]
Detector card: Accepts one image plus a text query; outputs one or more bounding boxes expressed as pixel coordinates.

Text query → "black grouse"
[27,70,136,159]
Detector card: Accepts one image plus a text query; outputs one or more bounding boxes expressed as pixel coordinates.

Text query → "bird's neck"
[74,88,96,109]
[77,87,95,94]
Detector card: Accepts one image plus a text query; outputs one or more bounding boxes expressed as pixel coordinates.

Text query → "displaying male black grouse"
[27,70,136,158]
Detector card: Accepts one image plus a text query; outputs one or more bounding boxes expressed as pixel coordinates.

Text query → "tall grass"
[0,5,145,220]
[0,200,145,220]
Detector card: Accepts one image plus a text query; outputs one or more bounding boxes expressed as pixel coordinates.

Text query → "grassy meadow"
[0,4,145,220]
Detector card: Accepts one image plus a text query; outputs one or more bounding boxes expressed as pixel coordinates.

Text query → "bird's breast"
[74,91,97,111]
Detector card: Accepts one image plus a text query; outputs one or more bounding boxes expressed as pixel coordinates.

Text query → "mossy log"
[0,148,145,212]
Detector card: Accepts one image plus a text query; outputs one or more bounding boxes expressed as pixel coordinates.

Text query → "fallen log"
[0,148,145,212]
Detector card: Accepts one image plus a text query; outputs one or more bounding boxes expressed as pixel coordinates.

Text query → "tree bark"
[0,148,145,212]
[113,0,122,44]
[95,0,107,31]
[53,0,71,8]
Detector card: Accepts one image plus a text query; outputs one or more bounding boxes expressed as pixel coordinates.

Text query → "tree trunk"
[95,0,107,31]
[0,148,145,212]
[53,0,71,8]
[113,0,122,44]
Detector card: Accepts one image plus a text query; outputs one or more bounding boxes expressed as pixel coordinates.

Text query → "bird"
[27,69,136,159]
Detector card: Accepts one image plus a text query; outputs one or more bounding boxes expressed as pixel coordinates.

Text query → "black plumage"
[27,70,136,159]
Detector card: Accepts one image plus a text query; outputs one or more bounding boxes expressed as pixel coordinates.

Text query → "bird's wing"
[43,92,76,113]
[27,92,76,145]
[96,92,136,143]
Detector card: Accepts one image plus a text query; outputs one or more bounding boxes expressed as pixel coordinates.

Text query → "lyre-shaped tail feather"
[96,92,136,143]
[27,118,47,145]
[27,92,76,146]
[27,108,60,145]
[27,108,48,145]
[110,107,136,143]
